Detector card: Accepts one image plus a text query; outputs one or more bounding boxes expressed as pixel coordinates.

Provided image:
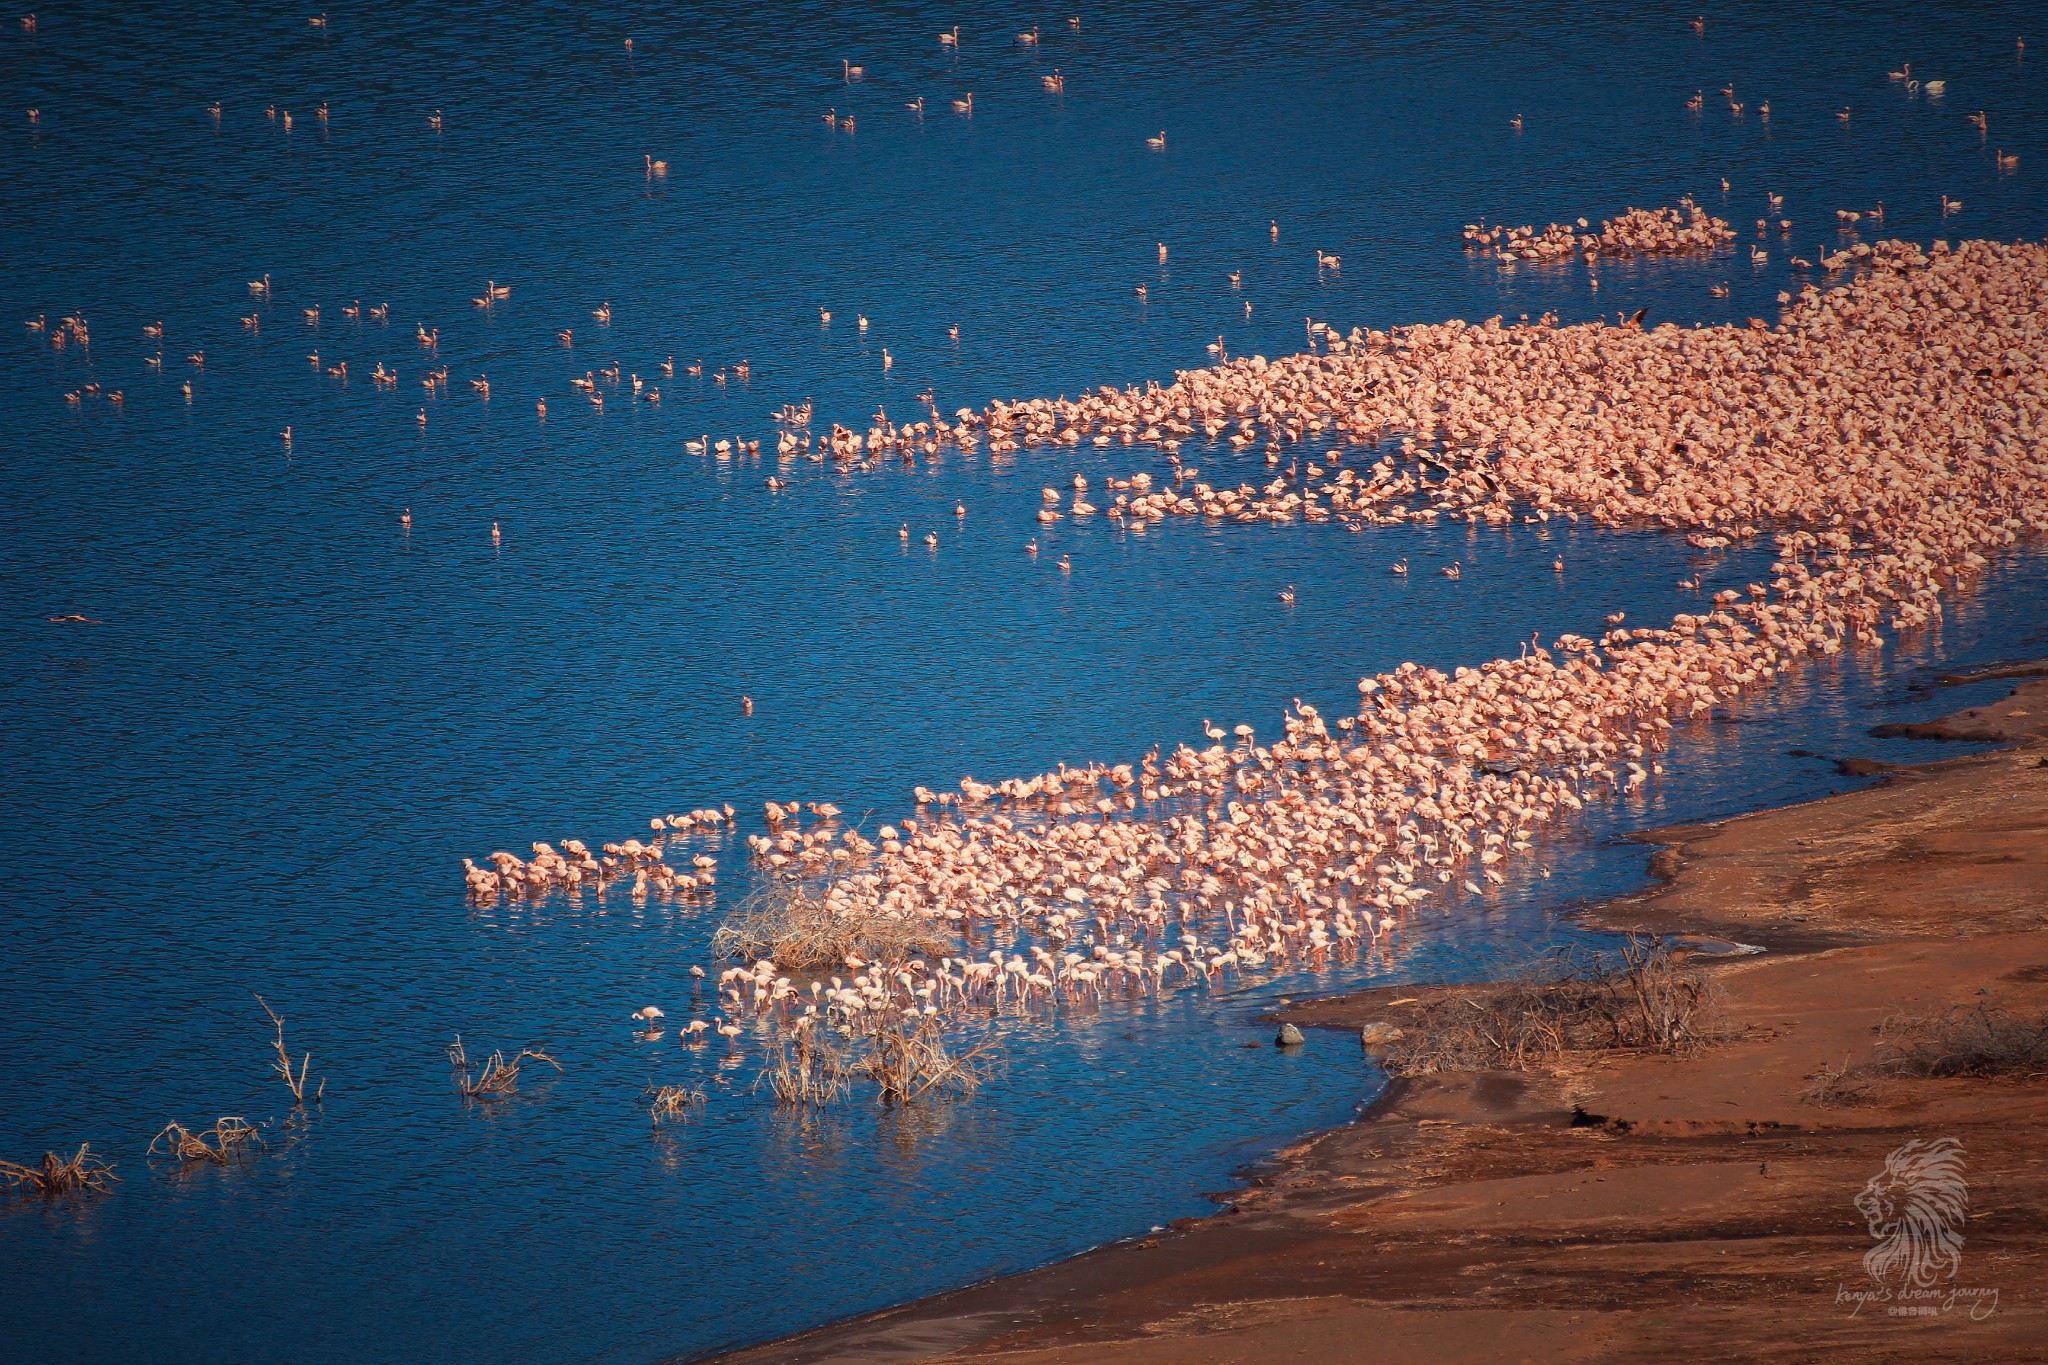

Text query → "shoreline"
[701,667,2048,1363]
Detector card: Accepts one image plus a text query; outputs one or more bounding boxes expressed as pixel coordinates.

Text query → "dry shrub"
[762,1022,853,1107]
[0,1145,118,1197]
[1380,935,1722,1077]
[759,1014,996,1108]
[148,1117,264,1165]
[1801,1004,2048,1106]
[446,1034,468,1068]
[713,877,946,970]
[455,1048,561,1100]
[1871,1004,2048,1080]
[1801,1058,1875,1107]
[645,1084,708,1124]
[860,1013,993,1104]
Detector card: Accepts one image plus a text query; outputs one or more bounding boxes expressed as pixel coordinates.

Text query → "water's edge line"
[670,670,2043,1365]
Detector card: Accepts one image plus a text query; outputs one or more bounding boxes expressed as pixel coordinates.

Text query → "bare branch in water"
[255,994,322,1106]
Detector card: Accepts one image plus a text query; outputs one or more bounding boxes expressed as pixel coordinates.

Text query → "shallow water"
[2,3,2043,1362]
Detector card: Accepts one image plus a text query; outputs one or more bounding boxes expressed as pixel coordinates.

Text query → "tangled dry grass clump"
[455,1047,562,1101]
[0,1145,118,1198]
[1805,1004,2048,1105]
[861,1013,993,1103]
[761,1014,996,1108]
[645,1084,708,1124]
[1378,936,1723,1077]
[1874,1004,2048,1079]
[713,877,948,970]
[763,1022,852,1107]
[1800,1058,1876,1107]
[147,1117,264,1165]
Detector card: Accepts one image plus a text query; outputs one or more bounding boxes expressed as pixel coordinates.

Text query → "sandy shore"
[705,668,2048,1364]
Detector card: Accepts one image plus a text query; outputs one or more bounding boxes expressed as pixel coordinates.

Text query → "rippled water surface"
[2,3,2044,1362]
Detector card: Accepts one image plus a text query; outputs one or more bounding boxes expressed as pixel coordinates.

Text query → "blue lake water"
[2,3,2043,1362]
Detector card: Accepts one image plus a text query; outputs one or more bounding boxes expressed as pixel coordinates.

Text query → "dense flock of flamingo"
[20,16,2041,1048]
[1460,200,1739,263]
[461,235,2046,1047]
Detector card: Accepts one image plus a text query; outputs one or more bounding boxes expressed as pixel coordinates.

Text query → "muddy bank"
[702,676,2048,1364]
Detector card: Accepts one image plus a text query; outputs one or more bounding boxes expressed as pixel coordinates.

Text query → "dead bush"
[758,1013,996,1108]
[1871,1004,2048,1080]
[1379,935,1723,1077]
[0,1145,118,1198]
[1800,1058,1875,1107]
[455,1047,562,1101]
[645,1084,708,1124]
[760,1021,853,1107]
[713,877,947,970]
[148,1117,264,1165]
[860,1012,994,1104]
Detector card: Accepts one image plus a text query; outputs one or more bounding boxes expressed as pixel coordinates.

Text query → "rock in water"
[1275,1022,1305,1047]
[1359,1021,1405,1046]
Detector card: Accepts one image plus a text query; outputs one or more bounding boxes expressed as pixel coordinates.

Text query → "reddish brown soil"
[706,676,2048,1364]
